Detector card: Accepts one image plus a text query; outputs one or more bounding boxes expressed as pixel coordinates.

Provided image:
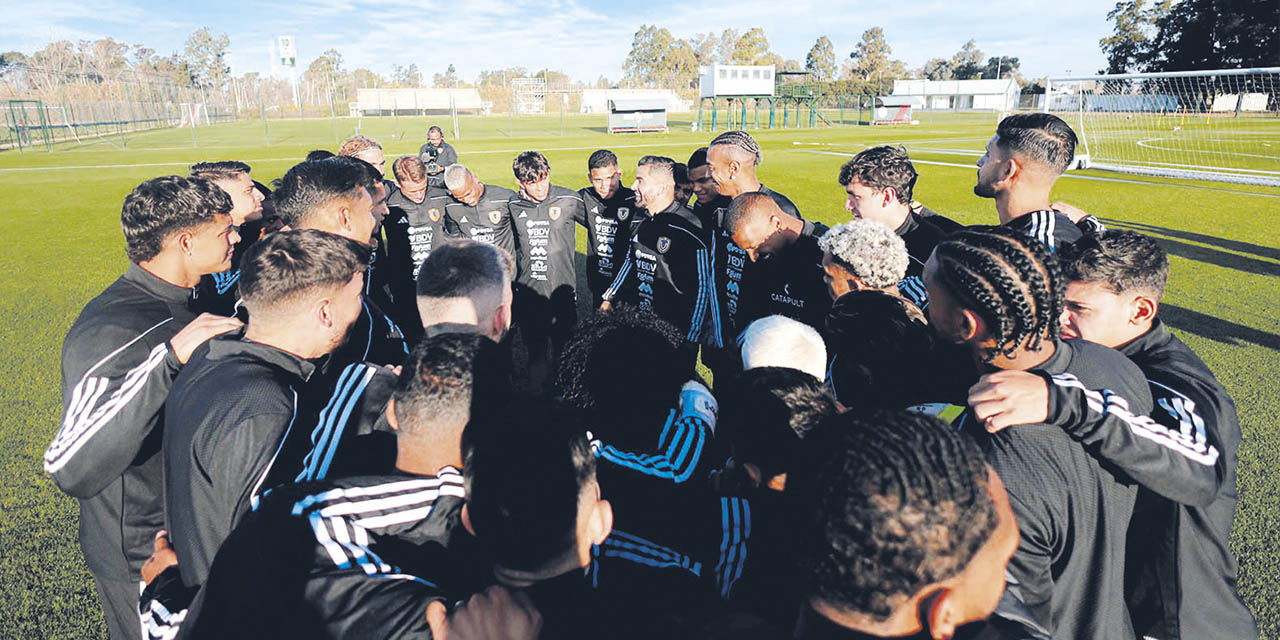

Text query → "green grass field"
[2,111,1277,638]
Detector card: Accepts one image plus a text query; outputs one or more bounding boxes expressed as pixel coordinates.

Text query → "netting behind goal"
[1045,68,1280,187]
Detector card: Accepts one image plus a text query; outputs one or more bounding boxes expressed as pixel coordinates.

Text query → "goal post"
[176,103,211,128]
[1045,67,1280,187]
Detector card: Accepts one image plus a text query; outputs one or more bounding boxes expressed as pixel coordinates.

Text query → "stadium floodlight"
[1045,67,1280,187]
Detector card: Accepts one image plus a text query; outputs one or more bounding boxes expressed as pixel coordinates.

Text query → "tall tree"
[689,32,719,65]
[981,56,1021,81]
[1145,0,1276,71]
[922,57,954,80]
[392,63,422,87]
[950,39,984,79]
[716,28,740,63]
[182,28,230,89]
[1099,0,1170,73]
[805,36,837,82]
[848,27,907,94]
[731,27,771,64]
[622,24,676,85]
[433,63,459,88]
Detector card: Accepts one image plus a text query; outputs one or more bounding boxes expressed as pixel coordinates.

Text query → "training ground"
[1,111,1277,638]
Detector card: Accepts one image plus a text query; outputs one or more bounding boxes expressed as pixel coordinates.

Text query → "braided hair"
[932,225,1064,362]
[790,410,996,621]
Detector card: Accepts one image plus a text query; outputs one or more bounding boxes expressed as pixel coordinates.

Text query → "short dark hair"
[238,229,369,314]
[720,367,838,479]
[637,155,675,181]
[837,146,917,204]
[463,398,594,571]
[995,113,1078,175]
[588,149,618,171]
[825,290,936,410]
[305,149,335,162]
[428,125,444,136]
[674,162,690,186]
[190,160,252,182]
[121,176,233,263]
[273,161,368,228]
[1059,230,1169,297]
[722,192,782,236]
[324,155,382,192]
[416,240,511,298]
[932,225,1064,362]
[513,151,551,184]
[393,333,508,438]
[557,306,691,448]
[687,147,709,170]
[393,155,427,183]
[791,410,996,621]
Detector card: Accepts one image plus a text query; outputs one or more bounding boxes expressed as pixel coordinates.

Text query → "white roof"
[892,78,1019,96]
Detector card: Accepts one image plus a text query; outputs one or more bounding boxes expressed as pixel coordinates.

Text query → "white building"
[890,78,1020,111]
[699,64,776,98]
[352,88,484,116]
[581,89,690,114]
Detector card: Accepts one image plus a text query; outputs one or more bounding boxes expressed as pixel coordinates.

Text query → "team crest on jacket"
[549,206,562,221]
[428,208,441,222]
[656,236,671,254]
[617,207,630,221]
[488,209,502,225]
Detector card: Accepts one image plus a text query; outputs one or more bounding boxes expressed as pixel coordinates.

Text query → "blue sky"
[5,0,1116,82]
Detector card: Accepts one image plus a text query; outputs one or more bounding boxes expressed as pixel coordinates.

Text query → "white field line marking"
[792,149,1280,197]
[1136,137,1280,161]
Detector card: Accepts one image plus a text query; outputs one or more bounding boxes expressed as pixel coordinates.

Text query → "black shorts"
[513,283,578,348]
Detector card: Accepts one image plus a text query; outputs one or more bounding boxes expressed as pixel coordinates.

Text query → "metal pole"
[261,100,270,145]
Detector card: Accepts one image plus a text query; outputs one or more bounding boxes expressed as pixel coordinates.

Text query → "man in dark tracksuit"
[969,231,1257,639]
[601,156,716,355]
[442,165,518,262]
[973,113,1105,253]
[188,161,266,317]
[418,125,459,187]
[722,193,831,334]
[836,145,963,310]
[43,176,242,639]
[925,226,1150,640]
[163,231,369,591]
[509,152,587,393]
[579,149,639,306]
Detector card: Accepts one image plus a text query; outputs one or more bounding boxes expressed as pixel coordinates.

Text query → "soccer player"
[818,219,911,302]
[967,231,1257,640]
[336,135,386,176]
[577,149,638,306]
[274,159,410,372]
[706,129,800,218]
[687,146,740,383]
[838,145,961,309]
[188,161,266,316]
[462,399,721,638]
[417,239,515,342]
[418,125,458,187]
[600,155,716,355]
[923,225,1152,639]
[162,230,367,590]
[43,176,242,640]
[145,333,511,639]
[305,149,335,162]
[388,155,458,279]
[721,193,831,332]
[687,147,731,232]
[789,410,1041,640]
[442,164,518,261]
[673,161,694,205]
[509,151,586,394]
[974,113,1104,252]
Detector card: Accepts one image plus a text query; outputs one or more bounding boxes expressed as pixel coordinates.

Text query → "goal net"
[1045,67,1280,187]
[176,103,211,128]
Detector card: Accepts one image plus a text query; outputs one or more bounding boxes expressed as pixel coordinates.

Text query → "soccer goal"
[1045,67,1280,187]
[176,103,211,128]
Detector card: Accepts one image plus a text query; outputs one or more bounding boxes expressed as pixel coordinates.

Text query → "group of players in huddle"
[44,113,1256,640]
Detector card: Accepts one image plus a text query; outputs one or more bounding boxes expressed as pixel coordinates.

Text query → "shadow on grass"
[1103,218,1280,262]
[1161,303,1280,352]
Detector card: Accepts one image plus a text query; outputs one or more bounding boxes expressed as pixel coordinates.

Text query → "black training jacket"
[1039,320,1257,640]
[388,185,459,280]
[578,185,638,302]
[959,339,1152,640]
[162,334,322,588]
[1003,209,1105,254]
[510,184,585,298]
[894,211,956,310]
[443,184,518,262]
[602,200,716,345]
[45,263,194,581]
[748,220,831,332]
